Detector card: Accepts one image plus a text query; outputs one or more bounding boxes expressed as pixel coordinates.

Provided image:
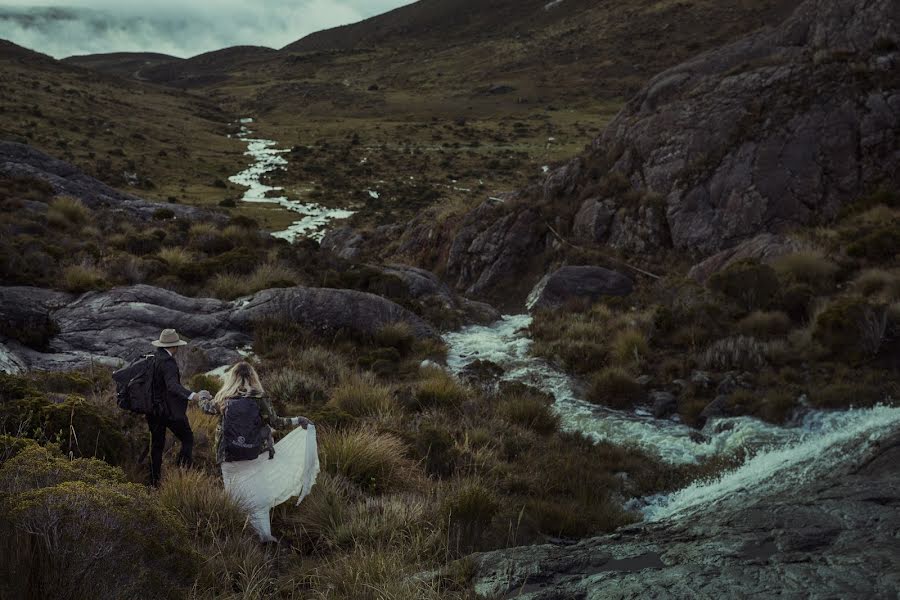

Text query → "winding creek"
[228,118,354,242]
[442,314,900,521]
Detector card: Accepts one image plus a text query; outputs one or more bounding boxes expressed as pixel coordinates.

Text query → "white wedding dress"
[221,424,320,542]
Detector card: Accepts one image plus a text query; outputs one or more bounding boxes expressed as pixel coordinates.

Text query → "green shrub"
[779,282,815,322]
[585,367,643,409]
[737,310,792,338]
[188,373,222,396]
[267,367,328,406]
[847,225,900,262]
[809,382,883,409]
[0,447,197,600]
[771,251,838,291]
[153,208,175,220]
[320,428,419,494]
[276,472,353,552]
[610,328,649,365]
[708,259,780,311]
[813,297,887,358]
[0,434,39,465]
[373,322,416,355]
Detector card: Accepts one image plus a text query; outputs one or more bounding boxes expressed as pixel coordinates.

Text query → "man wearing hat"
[148,328,210,487]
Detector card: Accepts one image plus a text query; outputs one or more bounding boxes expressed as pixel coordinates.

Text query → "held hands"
[196,390,213,402]
[294,416,311,430]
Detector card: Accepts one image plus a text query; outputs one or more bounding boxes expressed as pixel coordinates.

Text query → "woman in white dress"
[198,362,319,542]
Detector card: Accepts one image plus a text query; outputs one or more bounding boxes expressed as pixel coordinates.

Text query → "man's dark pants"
[146,413,194,486]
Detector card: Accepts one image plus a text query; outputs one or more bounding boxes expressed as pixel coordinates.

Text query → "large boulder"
[526,266,634,311]
[0,284,438,372]
[0,141,218,222]
[597,0,900,254]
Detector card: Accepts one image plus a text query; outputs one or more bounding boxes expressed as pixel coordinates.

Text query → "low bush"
[187,373,222,396]
[415,366,470,411]
[700,336,767,371]
[771,251,838,292]
[813,297,887,358]
[158,468,249,540]
[497,393,559,435]
[319,428,419,494]
[413,423,460,477]
[708,259,780,311]
[585,367,643,409]
[373,322,416,356]
[846,224,900,262]
[736,310,792,338]
[609,328,649,365]
[441,478,499,552]
[0,446,197,600]
[46,195,90,226]
[808,382,884,409]
[851,268,900,301]
[267,367,329,406]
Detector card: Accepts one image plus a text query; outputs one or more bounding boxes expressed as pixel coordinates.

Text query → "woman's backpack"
[222,396,272,462]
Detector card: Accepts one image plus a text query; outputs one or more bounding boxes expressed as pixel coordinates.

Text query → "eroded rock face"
[469,422,900,599]
[527,266,634,311]
[597,0,900,254]
[0,284,437,372]
[0,142,218,222]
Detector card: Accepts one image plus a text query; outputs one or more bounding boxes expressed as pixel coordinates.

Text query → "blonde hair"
[214,362,265,406]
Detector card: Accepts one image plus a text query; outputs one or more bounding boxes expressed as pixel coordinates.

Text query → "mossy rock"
[813,297,887,358]
[708,259,780,311]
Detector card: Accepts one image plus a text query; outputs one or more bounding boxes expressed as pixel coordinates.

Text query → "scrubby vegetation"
[529,191,900,427]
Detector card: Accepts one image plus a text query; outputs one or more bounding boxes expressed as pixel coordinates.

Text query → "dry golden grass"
[609,328,649,365]
[328,373,399,418]
[61,263,106,293]
[319,427,421,494]
[47,195,90,227]
[415,366,470,410]
[158,247,195,271]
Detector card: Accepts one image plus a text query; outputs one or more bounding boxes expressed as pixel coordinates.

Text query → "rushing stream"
[443,314,900,520]
[229,118,354,242]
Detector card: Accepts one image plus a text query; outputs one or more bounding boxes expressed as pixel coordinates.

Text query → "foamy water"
[443,314,899,520]
[228,118,354,242]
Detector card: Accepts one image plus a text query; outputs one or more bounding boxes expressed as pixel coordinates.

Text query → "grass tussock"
[47,195,90,226]
[328,373,398,418]
[771,251,839,291]
[62,263,106,293]
[736,310,792,338]
[415,366,470,411]
[496,393,560,434]
[319,428,420,494]
[206,262,299,300]
[586,367,643,409]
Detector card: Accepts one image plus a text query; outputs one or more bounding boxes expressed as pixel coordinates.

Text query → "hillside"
[62,51,181,80]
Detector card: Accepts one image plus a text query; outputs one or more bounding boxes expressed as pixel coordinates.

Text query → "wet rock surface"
[469,428,900,599]
[0,284,437,372]
[0,142,218,222]
[526,266,634,311]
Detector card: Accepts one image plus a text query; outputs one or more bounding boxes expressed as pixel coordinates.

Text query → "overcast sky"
[0,0,415,58]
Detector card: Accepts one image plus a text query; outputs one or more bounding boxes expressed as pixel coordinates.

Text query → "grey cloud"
[0,0,415,58]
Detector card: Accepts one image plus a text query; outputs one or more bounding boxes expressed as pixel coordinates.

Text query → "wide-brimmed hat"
[151,328,188,348]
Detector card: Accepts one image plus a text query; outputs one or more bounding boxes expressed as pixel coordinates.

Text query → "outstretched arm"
[260,397,309,429]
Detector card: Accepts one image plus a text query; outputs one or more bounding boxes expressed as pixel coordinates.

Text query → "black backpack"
[222,396,272,462]
[112,354,163,415]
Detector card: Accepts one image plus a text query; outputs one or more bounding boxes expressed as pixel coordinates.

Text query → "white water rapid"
[228,118,354,242]
[443,314,900,520]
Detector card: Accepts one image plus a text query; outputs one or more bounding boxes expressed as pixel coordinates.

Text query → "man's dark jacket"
[153,348,192,420]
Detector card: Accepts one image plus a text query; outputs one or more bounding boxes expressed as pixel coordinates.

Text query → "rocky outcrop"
[0,142,218,222]
[321,227,364,260]
[526,266,633,311]
[597,0,900,254]
[0,284,437,372]
[445,199,551,303]
[687,233,808,282]
[469,410,900,599]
